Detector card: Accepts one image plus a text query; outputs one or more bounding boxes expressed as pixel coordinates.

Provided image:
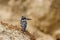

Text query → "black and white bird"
[20,16,31,32]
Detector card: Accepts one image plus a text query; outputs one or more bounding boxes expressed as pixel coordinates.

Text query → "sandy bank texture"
[0,0,60,40]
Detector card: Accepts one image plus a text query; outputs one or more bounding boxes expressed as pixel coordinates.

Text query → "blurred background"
[0,0,60,40]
